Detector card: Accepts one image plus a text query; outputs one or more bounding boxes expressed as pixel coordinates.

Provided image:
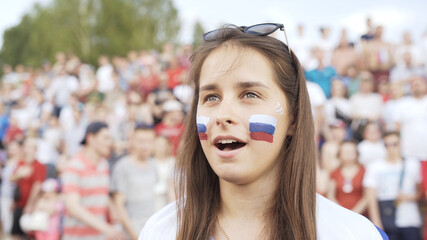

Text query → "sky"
[1,0,427,49]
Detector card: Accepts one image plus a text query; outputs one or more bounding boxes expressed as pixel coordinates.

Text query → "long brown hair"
[175,26,317,240]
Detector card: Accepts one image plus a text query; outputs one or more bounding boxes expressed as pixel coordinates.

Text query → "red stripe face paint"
[197,116,210,140]
[248,114,278,143]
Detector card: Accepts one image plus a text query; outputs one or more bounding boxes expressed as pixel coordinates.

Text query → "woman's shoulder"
[316,194,386,239]
[139,201,178,240]
[140,196,387,240]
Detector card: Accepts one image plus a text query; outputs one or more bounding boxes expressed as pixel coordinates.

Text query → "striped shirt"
[61,152,110,240]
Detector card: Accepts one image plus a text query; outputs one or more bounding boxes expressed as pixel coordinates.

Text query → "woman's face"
[197,45,291,185]
[339,143,358,165]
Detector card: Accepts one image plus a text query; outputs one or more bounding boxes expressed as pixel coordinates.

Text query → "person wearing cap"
[61,121,125,240]
[154,100,185,155]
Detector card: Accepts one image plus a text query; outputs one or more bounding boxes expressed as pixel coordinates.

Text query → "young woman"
[140,23,386,240]
[328,141,367,215]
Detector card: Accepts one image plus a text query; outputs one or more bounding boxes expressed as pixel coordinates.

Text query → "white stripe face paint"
[197,116,210,125]
[248,114,278,126]
[275,102,284,115]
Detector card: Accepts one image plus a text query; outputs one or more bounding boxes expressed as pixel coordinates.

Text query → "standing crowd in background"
[0,17,426,240]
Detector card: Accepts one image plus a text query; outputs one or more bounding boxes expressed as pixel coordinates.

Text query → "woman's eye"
[204,95,220,102]
[242,92,259,99]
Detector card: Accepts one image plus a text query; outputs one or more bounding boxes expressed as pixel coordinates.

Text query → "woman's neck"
[216,177,277,239]
[219,173,278,219]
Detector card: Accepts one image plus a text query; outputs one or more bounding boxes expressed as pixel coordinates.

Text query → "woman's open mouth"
[213,137,247,159]
[215,139,246,151]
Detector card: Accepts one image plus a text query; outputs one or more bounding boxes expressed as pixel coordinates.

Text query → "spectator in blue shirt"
[0,104,10,149]
[305,47,337,98]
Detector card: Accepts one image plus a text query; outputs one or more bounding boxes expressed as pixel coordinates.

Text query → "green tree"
[192,20,205,49]
[0,15,33,66]
[0,0,181,67]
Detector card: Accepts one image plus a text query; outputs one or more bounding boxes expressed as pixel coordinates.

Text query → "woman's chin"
[216,170,251,185]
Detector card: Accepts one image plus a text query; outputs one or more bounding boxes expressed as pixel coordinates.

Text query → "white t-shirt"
[382,99,404,132]
[323,97,352,126]
[46,75,79,107]
[363,159,421,227]
[96,64,115,93]
[394,45,423,67]
[357,140,387,166]
[36,138,60,165]
[11,107,32,131]
[307,81,327,120]
[139,194,385,240]
[173,84,194,112]
[350,93,383,120]
[291,34,312,69]
[394,96,427,160]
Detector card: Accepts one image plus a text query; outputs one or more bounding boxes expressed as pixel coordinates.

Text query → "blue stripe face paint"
[248,114,278,143]
[197,116,210,140]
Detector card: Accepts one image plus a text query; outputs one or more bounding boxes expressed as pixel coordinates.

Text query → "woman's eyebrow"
[236,81,270,90]
[200,84,218,92]
[199,81,270,92]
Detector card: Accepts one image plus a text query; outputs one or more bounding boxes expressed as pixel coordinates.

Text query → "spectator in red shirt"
[139,64,160,99]
[10,137,47,238]
[3,117,24,145]
[166,57,184,90]
[328,140,367,215]
[154,100,184,155]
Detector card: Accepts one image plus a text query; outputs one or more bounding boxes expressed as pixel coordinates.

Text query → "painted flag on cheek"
[249,114,277,143]
[197,116,210,140]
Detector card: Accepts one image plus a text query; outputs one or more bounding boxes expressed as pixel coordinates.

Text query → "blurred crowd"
[0,16,426,239]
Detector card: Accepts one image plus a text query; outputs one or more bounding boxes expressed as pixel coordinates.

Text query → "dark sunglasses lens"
[203,28,237,41]
[245,24,278,36]
[203,30,220,41]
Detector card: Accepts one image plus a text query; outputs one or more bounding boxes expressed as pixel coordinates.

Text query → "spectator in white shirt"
[96,55,116,94]
[364,132,421,239]
[350,72,383,140]
[390,52,426,95]
[395,75,427,161]
[394,32,423,67]
[350,72,383,121]
[323,79,352,135]
[381,82,405,132]
[306,81,327,141]
[45,67,79,117]
[357,122,386,167]
[292,24,312,70]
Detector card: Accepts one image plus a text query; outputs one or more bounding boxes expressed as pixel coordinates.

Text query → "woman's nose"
[215,100,237,127]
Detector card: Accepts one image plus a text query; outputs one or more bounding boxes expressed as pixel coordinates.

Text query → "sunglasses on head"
[203,23,291,55]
